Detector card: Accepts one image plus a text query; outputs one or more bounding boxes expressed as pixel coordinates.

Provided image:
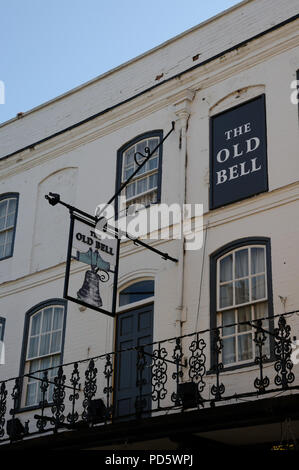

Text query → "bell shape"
[77,270,103,307]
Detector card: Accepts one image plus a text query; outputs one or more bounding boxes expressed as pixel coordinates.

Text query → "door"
[114,303,153,419]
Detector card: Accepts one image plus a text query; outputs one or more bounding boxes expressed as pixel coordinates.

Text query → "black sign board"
[64,213,120,317]
[210,94,268,209]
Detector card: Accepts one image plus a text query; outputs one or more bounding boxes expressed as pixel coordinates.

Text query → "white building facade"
[0,0,299,450]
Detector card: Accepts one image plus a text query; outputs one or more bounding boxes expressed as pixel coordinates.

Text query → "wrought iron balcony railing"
[0,310,298,443]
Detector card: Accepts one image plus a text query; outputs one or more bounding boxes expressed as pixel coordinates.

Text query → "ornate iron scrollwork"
[103,354,113,420]
[0,382,7,438]
[151,343,168,408]
[82,359,98,422]
[10,378,21,418]
[188,333,206,395]
[211,328,225,405]
[51,366,66,431]
[67,363,80,426]
[253,319,270,393]
[274,316,295,389]
[171,338,184,406]
[135,346,147,418]
[36,370,49,432]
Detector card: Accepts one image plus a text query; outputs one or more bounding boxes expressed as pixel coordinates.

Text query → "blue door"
[114,303,153,419]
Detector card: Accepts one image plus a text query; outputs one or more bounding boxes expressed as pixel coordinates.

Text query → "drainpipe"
[173,90,195,338]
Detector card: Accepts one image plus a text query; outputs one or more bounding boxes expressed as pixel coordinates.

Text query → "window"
[210,238,273,368]
[20,300,67,408]
[0,193,19,260]
[116,131,163,215]
[119,280,155,306]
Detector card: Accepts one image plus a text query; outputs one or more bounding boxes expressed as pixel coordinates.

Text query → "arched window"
[119,280,155,306]
[210,238,273,368]
[0,193,19,260]
[116,131,163,216]
[20,299,67,408]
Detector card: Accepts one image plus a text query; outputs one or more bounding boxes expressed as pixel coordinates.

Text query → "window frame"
[18,299,67,412]
[115,130,163,219]
[0,192,19,261]
[210,237,274,372]
[0,317,5,341]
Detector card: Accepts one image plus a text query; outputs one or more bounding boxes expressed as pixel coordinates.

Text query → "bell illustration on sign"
[63,213,119,316]
[76,248,110,308]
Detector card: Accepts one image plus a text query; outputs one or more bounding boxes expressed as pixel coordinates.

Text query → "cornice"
[0,20,298,181]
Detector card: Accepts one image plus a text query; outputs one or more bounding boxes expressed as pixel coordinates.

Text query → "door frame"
[112,300,154,420]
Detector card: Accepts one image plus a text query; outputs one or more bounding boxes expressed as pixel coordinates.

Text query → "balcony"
[0,311,299,450]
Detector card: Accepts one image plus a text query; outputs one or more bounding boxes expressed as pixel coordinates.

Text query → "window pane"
[6,214,15,227]
[124,166,134,180]
[0,217,5,230]
[149,173,158,189]
[119,280,154,306]
[252,275,266,300]
[219,283,233,308]
[137,161,146,175]
[137,178,147,194]
[222,309,235,336]
[235,279,249,304]
[251,247,265,274]
[238,306,252,332]
[222,337,236,364]
[28,336,39,359]
[0,201,7,218]
[4,242,12,257]
[235,249,248,278]
[51,354,61,369]
[126,182,135,199]
[148,138,159,154]
[6,229,13,243]
[29,358,40,377]
[148,156,158,171]
[40,356,51,370]
[53,308,63,330]
[8,198,16,214]
[136,141,146,155]
[238,333,252,361]
[220,255,232,282]
[125,148,134,167]
[50,331,62,354]
[31,312,41,336]
[42,308,53,333]
[39,333,51,356]
[26,382,37,406]
[0,232,6,246]
[254,302,268,320]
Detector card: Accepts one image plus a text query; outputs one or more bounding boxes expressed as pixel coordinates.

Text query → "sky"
[0,0,240,125]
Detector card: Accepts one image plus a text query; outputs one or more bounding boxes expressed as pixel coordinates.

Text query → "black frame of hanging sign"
[64,211,120,317]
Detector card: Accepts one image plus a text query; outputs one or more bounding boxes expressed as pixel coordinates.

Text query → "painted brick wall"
[0,0,298,157]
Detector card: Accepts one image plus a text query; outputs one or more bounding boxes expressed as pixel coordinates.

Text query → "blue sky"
[0,0,239,124]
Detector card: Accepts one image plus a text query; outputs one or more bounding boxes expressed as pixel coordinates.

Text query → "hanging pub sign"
[64,213,120,317]
[210,94,268,209]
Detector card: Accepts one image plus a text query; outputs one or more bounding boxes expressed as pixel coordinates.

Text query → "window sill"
[0,254,13,262]
[207,356,274,374]
[16,402,53,414]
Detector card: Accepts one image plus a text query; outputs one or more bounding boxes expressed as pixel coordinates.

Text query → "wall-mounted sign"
[210,94,268,209]
[64,214,119,317]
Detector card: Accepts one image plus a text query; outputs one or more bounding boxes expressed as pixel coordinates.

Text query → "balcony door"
[114,280,154,419]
